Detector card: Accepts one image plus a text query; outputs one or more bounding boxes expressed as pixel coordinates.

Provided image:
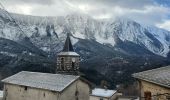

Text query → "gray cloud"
[67,0,154,9]
[1,0,170,30]
[3,0,55,5]
[64,0,170,25]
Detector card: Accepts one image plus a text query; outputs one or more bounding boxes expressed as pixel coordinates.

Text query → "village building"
[90,88,117,100]
[2,71,90,100]
[56,33,80,75]
[133,66,170,100]
[0,91,3,100]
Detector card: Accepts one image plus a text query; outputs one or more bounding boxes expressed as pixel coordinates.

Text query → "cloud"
[64,0,170,25]
[2,0,55,5]
[67,0,154,9]
[121,6,170,25]
[1,0,170,30]
[157,20,170,31]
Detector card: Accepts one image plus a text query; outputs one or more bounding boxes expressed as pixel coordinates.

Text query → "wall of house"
[3,84,59,100]
[3,79,90,100]
[140,80,170,100]
[59,79,90,100]
[110,93,118,100]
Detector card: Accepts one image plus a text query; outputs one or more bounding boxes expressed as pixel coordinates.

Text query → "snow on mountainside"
[0,9,170,57]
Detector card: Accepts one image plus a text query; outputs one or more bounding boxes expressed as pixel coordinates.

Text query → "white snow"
[1,9,170,57]
[70,36,79,45]
[91,88,117,98]
[58,52,79,56]
[95,34,116,46]
[0,51,17,57]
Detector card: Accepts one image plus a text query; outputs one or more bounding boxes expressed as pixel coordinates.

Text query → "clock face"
[72,58,76,62]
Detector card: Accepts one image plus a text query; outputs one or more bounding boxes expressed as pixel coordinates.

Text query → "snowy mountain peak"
[0,11,170,57]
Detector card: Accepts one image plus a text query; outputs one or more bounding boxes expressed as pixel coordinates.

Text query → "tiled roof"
[91,88,117,98]
[133,66,170,88]
[2,71,79,92]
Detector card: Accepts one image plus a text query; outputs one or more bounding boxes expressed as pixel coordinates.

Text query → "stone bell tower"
[56,33,80,75]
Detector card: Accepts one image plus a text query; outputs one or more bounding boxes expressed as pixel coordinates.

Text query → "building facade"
[133,66,170,100]
[2,71,90,100]
[56,33,80,75]
[90,88,117,100]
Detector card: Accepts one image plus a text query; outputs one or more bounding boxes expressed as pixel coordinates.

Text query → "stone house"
[90,88,117,100]
[133,66,170,100]
[2,71,90,100]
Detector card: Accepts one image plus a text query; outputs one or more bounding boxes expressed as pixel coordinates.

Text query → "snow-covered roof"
[133,66,170,88]
[2,71,79,92]
[91,88,117,98]
[58,51,79,56]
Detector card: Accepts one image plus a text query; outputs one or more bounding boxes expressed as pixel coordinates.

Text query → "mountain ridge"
[0,9,169,57]
[0,9,170,88]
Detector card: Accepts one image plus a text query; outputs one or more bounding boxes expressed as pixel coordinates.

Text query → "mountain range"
[0,9,170,89]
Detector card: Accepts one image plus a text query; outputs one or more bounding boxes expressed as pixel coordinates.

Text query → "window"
[24,86,28,91]
[61,58,64,70]
[75,91,79,100]
[100,98,103,100]
[43,93,46,97]
[144,91,151,100]
[166,95,170,100]
[75,91,79,96]
[72,62,75,70]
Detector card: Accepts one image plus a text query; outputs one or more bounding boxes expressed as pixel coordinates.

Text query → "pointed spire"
[63,33,74,52]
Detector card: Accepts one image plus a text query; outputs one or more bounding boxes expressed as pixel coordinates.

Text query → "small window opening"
[61,58,64,70]
[75,91,79,96]
[24,86,28,91]
[100,98,103,100]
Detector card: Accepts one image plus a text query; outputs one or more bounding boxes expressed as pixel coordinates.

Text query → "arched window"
[72,58,76,70]
[61,58,64,70]
[72,62,75,70]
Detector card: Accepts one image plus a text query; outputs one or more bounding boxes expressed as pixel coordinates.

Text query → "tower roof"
[63,33,74,52]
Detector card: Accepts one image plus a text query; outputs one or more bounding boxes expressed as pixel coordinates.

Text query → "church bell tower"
[56,33,80,75]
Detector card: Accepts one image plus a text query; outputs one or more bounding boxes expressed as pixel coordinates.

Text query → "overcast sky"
[1,0,170,31]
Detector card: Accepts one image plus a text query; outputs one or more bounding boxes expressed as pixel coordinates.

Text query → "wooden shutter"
[144,91,151,100]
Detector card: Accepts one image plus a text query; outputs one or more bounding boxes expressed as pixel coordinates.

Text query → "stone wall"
[3,84,59,100]
[3,79,90,100]
[140,80,170,100]
[60,79,90,100]
[56,56,80,72]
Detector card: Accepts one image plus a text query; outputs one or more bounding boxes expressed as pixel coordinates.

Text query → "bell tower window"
[61,58,64,70]
[72,58,76,70]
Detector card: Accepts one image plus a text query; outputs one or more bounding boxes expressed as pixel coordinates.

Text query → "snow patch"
[91,88,117,98]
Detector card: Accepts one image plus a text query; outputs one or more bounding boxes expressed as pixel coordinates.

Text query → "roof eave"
[133,75,170,88]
